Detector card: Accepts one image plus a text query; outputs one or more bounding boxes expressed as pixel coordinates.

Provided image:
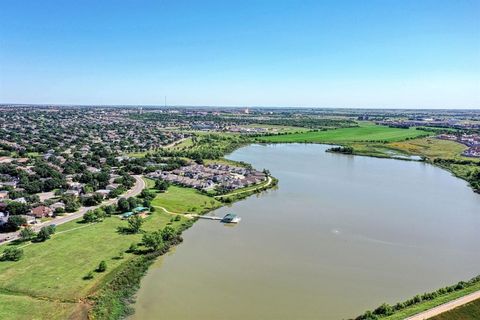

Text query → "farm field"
[258,123,431,143]
[430,298,480,320]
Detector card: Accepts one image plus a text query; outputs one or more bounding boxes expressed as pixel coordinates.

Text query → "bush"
[96,260,107,272]
[127,243,138,253]
[1,247,24,261]
[36,225,56,242]
[19,227,36,241]
[373,303,393,316]
[83,271,94,280]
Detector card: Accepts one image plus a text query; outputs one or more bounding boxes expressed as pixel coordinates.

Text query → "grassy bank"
[151,185,222,214]
[0,189,190,319]
[0,169,276,319]
[430,298,480,320]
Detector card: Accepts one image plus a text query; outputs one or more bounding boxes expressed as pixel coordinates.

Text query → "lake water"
[131,144,480,320]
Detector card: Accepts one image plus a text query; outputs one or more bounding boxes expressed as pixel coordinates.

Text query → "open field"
[127,151,151,158]
[430,298,480,320]
[0,292,79,320]
[0,184,192,319]
[388,137,472,160]
[143,177,156,189]
[0,213,176,301]
[151,185,222,214]
[258,123,431,143]
[244,123,311,134]
[165,137,194,150]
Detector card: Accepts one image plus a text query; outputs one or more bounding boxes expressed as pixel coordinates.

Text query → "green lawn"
[258,123,431,143]
[0,293,79,320]
[0,190,188,319]
[127,151,150,158]
[0,213,176,301]
[430,298,480,320]
[143,177,156,189]
[151,185,222,214]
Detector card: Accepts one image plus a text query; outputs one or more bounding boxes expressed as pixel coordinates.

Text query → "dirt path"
[405,290,480,320]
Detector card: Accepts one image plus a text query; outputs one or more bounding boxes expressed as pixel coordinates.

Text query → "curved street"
[0,175,145,245]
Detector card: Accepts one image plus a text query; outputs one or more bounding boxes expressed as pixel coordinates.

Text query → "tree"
[83,210,97,223]
[127,215,143,233]
[161,225,176,241]
[2,215,27,232]
[117,197,130,212]
[155,179,169,192]
[36,225,55,242]
[127,197,138,210]
[142,231,163,251]
[1,247,24,261]
[19,227,36,241]
[54,207,65,216]
[5,202,30,215]
[96,260,107,272]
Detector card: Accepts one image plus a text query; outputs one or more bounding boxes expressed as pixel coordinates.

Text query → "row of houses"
[147,164,267,191]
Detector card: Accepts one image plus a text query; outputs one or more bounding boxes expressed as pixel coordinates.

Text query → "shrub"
[1,247,24,261]
[97,260,107,272]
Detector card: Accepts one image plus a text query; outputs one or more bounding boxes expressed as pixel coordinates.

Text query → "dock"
[191,215,223,221]
[190,213,241,223]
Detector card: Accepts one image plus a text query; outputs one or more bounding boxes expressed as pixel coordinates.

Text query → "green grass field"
[0,213,176,301]
[151,185,222,214]
[0,292,79,320]
[0,185,200,319]
[258,123,430,143]
[430,298,480,320]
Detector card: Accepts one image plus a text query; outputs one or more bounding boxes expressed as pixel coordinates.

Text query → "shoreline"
[90,141,477,320]
[88,166,278,319]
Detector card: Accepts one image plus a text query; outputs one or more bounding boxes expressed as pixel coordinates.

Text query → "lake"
[131,144,480,320]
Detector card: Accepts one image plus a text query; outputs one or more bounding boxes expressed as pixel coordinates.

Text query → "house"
[13,197,27,204]
[0,191,9,201]
[68,182,83,191]
[95,189,111,198]
[106,183,120,190]
[30,205,53,218]
[49,202,65,211]
[0,212,8,225]
[19,215,36,224]
[64,190,80,197]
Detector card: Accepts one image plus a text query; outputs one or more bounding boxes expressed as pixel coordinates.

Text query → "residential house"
[30,205,53,218]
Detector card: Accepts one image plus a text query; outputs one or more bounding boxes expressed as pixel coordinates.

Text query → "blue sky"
[0,0,479,108]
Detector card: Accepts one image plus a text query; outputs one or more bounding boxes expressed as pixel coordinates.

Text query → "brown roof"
[31,205,53,218]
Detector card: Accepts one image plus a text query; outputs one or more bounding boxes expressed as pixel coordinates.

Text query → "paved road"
[405,290,480,320]
[0,175,145,245]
